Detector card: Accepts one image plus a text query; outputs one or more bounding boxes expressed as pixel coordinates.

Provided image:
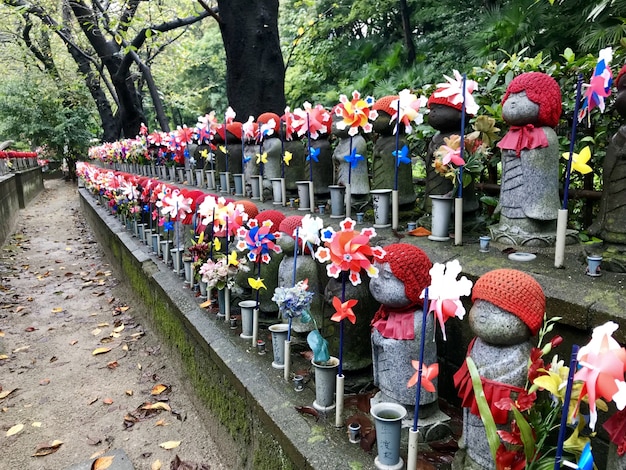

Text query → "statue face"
[502,91,540,126]
[369,261,410,308]
[469,300,531,345]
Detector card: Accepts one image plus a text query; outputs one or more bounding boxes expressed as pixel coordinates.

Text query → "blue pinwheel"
[393,145,411,167]
[237,224,282,264]
[307,146,320,163]
[163,221,174,232]
[344,148,364,169]
[243,154,253,164]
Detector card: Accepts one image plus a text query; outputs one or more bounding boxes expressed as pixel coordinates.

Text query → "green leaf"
[466,357,500,459]
[561,48,575,64]
[510,406,535,461]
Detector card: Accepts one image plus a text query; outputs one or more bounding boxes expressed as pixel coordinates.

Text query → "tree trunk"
[216,0,286,119]
[398,0,416,64]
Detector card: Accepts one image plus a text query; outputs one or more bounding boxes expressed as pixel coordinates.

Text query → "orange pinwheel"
[330,296,358,324]
[407,361,439,393]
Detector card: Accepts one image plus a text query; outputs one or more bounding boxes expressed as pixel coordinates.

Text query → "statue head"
[369,243,431,309]
[469,269,544,344]
[426,88,473,133]
[371,96,398,135]
[501,72,562,127]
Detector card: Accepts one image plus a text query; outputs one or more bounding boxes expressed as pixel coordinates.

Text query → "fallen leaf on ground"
[97,323,109,328]
[32,422,42,427]
[91,455,114,470]
[6,423,24,436]
[125,390,133,396]
[122,344,128,351]
[199,299,212,308]
[107,361,119,369]
[15,306,25,313]
[0,330,4,337]
[142,402,171,412]
[155,419,167,427]
[91,328,102,336]
[32,440,63,457]
[151,460,162,470]
[92,347,111,356]
[159,440,180,450]
[151,384,169,396]
[0,388,17,399]
[0,355,8,360]
[113,325,124,333]
[12,346,30,353]
[88,397,98,405]
[90,450,106,459]
[39,379,50,386]
[24,326,37,332]
[103,398,113,405]
[70,340,78,346]
[51,307,63,313]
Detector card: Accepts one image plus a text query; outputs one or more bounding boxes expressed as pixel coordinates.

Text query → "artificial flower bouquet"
[432,115,499,192]
[272,279,314,322]
[199,254,249,292]
[468,317,626,470]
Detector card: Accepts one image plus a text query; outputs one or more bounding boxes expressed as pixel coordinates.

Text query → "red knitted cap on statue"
[501,72,562,128]
[257,113,281,133]
[380,244,432,306]
[427,88,464,111]
[617,65,626,88]
[471,269,545,335]
[256,209,285,231]
[278,215,303,235]
[238,200,258,219]
[226,122,243,140]
[373,96,398,117]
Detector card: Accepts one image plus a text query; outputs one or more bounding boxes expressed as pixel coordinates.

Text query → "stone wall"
[14,167,43,208]
[0,175,19,247]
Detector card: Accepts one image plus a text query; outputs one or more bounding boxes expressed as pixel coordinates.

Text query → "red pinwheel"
[314,218,385,286]
[331,297,358,324]
[407,361,439,393]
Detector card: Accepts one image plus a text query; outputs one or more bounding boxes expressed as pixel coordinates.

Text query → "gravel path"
[0,178,228,470]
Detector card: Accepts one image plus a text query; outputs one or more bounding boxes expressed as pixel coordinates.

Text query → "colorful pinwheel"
[334,90,378,136]
[390,89,428,135]
[314,217,386,286]
[434,70,479,116]
[562,146,593,175]
[236,221,282,264]
[579,47,613,123]
[574,321,626,430]
[421,260,472,341]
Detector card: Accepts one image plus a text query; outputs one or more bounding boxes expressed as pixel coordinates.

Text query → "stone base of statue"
[489,216,577,247]
[370,392,451,443]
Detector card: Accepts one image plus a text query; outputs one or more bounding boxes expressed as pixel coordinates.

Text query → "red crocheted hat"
[257,113,281,133]
[238,200,259,220]
[501,72,562,128]
[427,88,464,112]
[617,65,626,88]
[256,209,285,231]
[226,122,243,140]
[380,243,432,306]
[278,215,303,235]
[373,96,398,117]
[471,269,545,335]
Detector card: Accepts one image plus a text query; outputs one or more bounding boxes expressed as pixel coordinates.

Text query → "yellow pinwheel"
[228,250,239,266]
[283,151,293,166]
[218,145,227,153]
[248,277,266,290]
[256,152,268,164]
[562,146,593,175]
[200,149,208,158]
[213,237,222,252]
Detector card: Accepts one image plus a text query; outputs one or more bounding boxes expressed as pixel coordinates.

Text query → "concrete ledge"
[14,167,43,208]
[80,189,375,470]
[0,174,19,246]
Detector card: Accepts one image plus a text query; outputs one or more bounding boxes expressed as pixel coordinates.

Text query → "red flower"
[497,420,523,446]
[495,390,537,413]
[495,443,526,470]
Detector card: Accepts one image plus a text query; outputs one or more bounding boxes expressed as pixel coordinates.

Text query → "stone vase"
[371,189,392,228]
[183,258,193,286]
[206,170,216,190]
[329,185,346,219]
[268,323,289,369]
[168,166,176,182]
[233,174,245,196]
[312,356,339,412]
[238,300,256,339]
[428,195,453,241]
[195,169,205,187]
[199,280,207,299]
[371,402,407,470]
[297,181,311,211]
[177,168,185,183]
[250,176,261,199]
[271,178,284,205]
[219,172,229,193]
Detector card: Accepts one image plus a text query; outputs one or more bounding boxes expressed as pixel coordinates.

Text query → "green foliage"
[0,72,98,158]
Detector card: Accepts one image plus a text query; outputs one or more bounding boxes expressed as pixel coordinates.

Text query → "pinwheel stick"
[280,118,286,179]
[335,272,348,428]
[307,113,313,183]
[455,76,467,246]
[555,75,583,269]
[553,345,580,470]
[252,261,261,348]
[412,287,429,431]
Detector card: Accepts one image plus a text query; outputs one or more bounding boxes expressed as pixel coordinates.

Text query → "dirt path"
[0,179,227,470]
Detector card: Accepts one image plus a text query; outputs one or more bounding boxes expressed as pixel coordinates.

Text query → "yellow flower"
[472,115,500,147]
[562,146,592,175]
[213,237,221,252]
[228,251,239,266]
